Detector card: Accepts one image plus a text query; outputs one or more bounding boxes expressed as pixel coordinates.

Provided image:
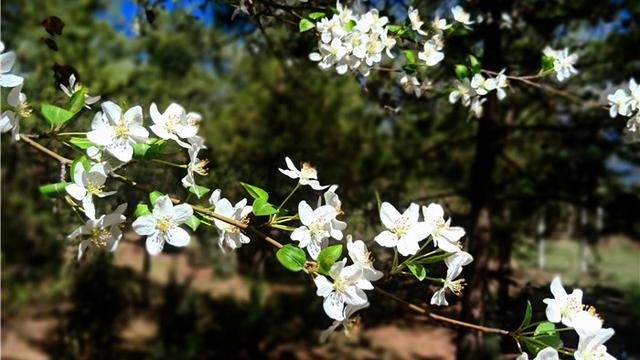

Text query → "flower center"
[582,346,609,360]
[308,217,328,236]
[193,159,209,176]
[156,216,174,232]
[560,294,582,318]
[18,101,33,118]
[114,124,129,138]
[86,182,105,194]
[446,278,466,296]
[90,228,112,248]
[393,216,412,237]
[333,277,349,293]
[165,114,181,133]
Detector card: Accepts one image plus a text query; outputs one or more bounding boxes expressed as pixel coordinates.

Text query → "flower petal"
[145,232,164,256]
[166,227,190,247]
[132,215,157,236]
[379,202,401,229]
[171,204,193,224]
[323,292,345,321]
[152,195,173,218]
[374,230,398,248]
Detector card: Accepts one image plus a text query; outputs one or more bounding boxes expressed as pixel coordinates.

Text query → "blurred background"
[1,0,639,359]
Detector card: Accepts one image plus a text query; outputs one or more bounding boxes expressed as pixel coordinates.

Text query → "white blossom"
[400,75,422,97]
[449,79,474,106]
[0,41,24,88]
[321,185,347,240]
[314,258,370,320]
[628,78,640,111]
[149,102,201,147]
[319,302,369,342]
[346,235,383,282]
[607,89,631,118]
[451,6,474,28]
[544,47,578,81]
[543,276,586,328]
[471,73,496,96]
[87,101,149,163]
[430,251,473,306]
[574,328,616,360]
[516,347,559,360]
[418,40,444,66]
[68,203,126,261]
[623,114,640,143]
[279,156,329,190]
[0,83,30,141]
[470,96,486,118]
[291,200,339,259]
[493,69,509,100]
[132,195,193,256]
[210,189,253,251]
[432,16,451,34]
[408,7,428,36]
[181,141,209,191]
[374,202,430,256]
[422,203,465,253]
[65,162,116,220]
[60,74,101,109]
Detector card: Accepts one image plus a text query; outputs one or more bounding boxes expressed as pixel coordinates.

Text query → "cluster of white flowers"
[543,47,579,82]
[0,41,29,141]
[517,277,616,360]
[209,189,253,251]
[374,201,472,305]
[309,1,396,76]
[606,79,640,143]
[449,70,509,118]
[315,236,382,328]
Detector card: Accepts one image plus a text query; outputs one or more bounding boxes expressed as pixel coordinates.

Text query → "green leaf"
[402,63,418,74]
[134,203,151,217]
[132,138,167,160]
[454,64,470,80]
[41,103,75,126]
[276,244,307,272]
[240,182,269,200]
[308,12,325,20]
[345,19,356,32]
[66,87,87,114]
[468,54,481,73]
[188,185,210,199]
[406,262,427,281]
[70,155,90,182]
[318,244,343,274]
[39,182,70,198]
[403,50,416,64]
[252,198,278,216]
[387,24,403,33]
[149,190,164,204]
[524,321,563,355]
[415,252,453,264]
[185,215,201,231]
[541,54,555,72]
[517,300,533,331]
[69,137,95,149]
[299,18,315,32]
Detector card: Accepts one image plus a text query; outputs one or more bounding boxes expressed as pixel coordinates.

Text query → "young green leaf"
[318,244,343,274]
[188,185,210,199]
[406,262,427,281]
[134,203,151,217]
[276,244,307,272]
[240,182,269,200]
[41,103,74,126]
[344,19,356,32]
[403,50,416,64]
[468,54,481,73]
[517,300,533,331]
[308,12,325,20]
[387,24,403,33]
[252,198,279,216]
[299,18,315,32]
[402,63,418,74]
[149,190,164,204]
[69,137,95,149]
[454,64,470,80]
[524,321,563,354]
[541,54,555,72]
[185,215,201,231]
[133,138,166,160]
[66,87,87,114]
[39,182,69,198]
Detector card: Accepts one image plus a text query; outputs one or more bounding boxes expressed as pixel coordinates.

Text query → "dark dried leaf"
[52,63,78,88]
[42,16,65,36]
[41,37,58,51]
[145,8,156,24]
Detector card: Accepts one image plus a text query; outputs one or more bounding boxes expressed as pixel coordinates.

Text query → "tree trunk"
[457,1,504,358]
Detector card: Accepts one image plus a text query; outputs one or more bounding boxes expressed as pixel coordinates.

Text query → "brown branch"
[19,134,72,164]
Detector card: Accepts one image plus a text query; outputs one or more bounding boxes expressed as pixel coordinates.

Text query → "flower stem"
[151,158,187,168]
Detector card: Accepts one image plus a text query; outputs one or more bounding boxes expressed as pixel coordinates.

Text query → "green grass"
[513,236,640,291]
